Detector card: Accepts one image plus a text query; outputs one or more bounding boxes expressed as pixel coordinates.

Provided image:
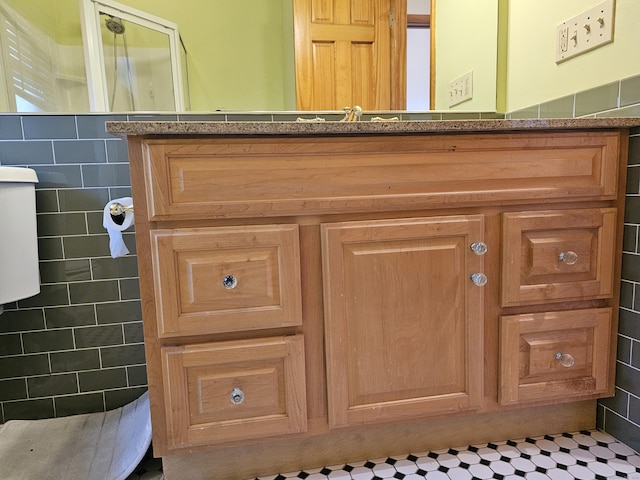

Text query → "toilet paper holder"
[109,202,134,216]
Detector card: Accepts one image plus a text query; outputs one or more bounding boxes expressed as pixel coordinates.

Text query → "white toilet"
[0,166,40,313]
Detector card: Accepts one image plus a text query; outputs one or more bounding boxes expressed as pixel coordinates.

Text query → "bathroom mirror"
[0,0,498,113]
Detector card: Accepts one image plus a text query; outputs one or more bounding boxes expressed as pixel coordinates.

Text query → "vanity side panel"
[126,136,171,454]
[606,129,628,412]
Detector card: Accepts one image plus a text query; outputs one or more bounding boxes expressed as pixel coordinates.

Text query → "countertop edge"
[105,118,640,137]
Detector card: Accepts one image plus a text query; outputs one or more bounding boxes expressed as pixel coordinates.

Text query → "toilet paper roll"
[103,197,134,258]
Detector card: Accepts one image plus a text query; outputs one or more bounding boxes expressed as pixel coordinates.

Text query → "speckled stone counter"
[106,117,640,137]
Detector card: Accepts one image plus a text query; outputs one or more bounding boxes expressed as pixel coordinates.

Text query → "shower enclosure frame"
[79,0,186,112]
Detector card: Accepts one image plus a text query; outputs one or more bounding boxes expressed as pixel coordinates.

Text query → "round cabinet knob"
[470,242,488,255]
[470,273,488,286]
[222,274,238,289]
[230,387,245,405]
[555,352,575,367]
[558,251,578,265]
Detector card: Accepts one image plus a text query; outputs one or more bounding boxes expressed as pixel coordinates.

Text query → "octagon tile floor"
[252,430,640,480]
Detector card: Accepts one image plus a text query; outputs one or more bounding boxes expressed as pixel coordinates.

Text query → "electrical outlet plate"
[556,0,615,63]
[448,71,473,107]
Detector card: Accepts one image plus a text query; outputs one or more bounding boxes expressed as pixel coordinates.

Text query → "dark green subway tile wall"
[0,116,24,139]
[22,115,78,139]
[55,392,105,417]
[76,114,127,139]
[601,128,640,452]
[53,140,107,164]
[0,114,143,422]
[539,95,574,118]
[27,373,78,398]
[508,74,640,120]
[621,76,640,108]
[575,81,620,117]
[50,350,101,373]
[0,141,54,165]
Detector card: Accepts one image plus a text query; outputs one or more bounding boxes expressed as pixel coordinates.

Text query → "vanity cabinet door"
[161,335,307,449]
[501,208,617,306]
[321,215,485,428]
[499,308,612,405]
[151,224,302,337]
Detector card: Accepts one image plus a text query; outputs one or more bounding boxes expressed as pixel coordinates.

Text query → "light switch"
[556,0,615,63]
[448,71,473,107]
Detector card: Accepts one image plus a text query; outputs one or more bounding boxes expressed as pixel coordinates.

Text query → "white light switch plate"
[556,0,615,63]
[448,71,473,107]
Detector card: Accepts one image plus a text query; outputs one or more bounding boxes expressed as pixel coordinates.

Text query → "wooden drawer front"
[322,215,485,428]
[151,225,302,337]
[500,308,612,405]
[161,335,307,449]
[142,132,620,220]
[501,208,617,306]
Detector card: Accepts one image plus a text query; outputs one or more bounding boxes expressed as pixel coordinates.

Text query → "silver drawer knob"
[558,251,578,265]
[555,352,575,367]
[470,242,488,255]
[470,273,488,286]
[230,387,245,405]
[222,274,238,289]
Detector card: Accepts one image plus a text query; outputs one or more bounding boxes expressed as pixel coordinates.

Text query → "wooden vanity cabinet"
[121,126,628,479]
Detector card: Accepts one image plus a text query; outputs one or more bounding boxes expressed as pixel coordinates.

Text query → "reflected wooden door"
[293,0,406,111]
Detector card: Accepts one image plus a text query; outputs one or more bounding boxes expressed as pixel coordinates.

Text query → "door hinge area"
[389,11,395,28]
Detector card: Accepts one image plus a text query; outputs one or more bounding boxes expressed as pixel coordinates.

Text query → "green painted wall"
[433,0,499,111]
[2,0,58,38]
[506,0,640,112]
[117,0,295,111]
[112,0,296,111]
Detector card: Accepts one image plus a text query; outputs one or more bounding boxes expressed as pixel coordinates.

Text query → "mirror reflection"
[0,0,498,113]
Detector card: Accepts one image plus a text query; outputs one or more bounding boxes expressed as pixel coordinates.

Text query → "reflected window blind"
[0,5,56,111]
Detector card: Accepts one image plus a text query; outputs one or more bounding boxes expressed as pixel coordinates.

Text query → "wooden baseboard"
[163,400,596,480]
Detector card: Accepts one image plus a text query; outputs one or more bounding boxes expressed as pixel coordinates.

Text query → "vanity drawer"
[499,308,612,405]
[151,224,302,337]
[141,132,620,220]
[161,335,307,449]
[501,208,617,306]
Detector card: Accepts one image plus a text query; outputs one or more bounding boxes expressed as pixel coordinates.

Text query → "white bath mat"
[0,391,151,480]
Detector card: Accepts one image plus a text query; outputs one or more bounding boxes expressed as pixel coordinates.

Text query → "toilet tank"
[0,167,40,306]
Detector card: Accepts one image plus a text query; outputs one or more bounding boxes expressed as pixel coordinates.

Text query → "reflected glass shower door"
[80,0,187,112]
[100,14,174,111]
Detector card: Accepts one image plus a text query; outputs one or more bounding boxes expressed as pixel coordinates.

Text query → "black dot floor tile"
[244,430,640,480]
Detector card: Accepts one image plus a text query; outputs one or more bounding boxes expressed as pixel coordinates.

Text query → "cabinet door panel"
[161,335,307,449]
[151,224,302,337]
[500,309,612,405]
[502,208,617,306]
[322,216,485,428]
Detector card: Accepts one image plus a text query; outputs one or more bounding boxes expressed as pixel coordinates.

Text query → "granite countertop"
[106,117,640,137]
